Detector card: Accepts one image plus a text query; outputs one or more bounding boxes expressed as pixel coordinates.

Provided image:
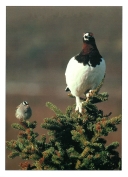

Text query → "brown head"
[82,32,96,54]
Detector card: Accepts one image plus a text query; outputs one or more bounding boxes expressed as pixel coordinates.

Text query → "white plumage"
[65,32,106,113]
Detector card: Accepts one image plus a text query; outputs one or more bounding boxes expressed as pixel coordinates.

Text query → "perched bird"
[65,32,106,113]
[15,101,32,120]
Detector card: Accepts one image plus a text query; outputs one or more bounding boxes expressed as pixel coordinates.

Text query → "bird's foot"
[75,96,83,114]
[75,101,83,115]
[86,89,96,102]
[75,104,82,113]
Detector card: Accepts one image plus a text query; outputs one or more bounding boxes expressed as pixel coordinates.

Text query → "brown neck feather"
[82,43,93,55]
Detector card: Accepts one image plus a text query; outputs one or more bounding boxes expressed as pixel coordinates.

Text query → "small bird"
[15,101,32,120]
[65,32,106,113]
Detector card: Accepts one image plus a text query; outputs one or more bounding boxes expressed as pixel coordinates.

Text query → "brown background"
[6,6,122,170]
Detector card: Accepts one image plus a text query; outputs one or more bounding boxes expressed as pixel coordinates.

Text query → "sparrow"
[65,32,106,113]
[15,101,32,120]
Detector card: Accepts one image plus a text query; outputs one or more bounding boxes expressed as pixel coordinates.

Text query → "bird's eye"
[83,35,89,41]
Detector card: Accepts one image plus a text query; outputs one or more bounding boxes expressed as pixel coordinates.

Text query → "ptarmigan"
[65,32,106,113]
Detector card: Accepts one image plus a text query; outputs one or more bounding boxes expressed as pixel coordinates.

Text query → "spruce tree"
[6,88,121,170]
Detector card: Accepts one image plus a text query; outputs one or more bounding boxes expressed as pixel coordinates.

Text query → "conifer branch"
[6,89,121,170]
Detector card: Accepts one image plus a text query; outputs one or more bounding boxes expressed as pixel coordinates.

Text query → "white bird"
[15,101,32,120]
[65,32,106,113]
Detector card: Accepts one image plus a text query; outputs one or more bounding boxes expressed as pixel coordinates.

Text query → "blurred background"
[6,6,122,170]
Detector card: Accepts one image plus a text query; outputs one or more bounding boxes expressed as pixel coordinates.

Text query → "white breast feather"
[65,56,106,97]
